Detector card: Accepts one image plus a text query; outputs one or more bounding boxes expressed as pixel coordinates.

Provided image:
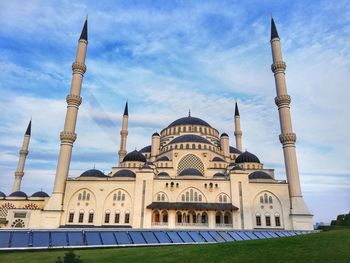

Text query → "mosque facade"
[0,18,313,230]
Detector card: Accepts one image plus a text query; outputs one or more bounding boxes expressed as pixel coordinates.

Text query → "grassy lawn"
[0,229,349,263]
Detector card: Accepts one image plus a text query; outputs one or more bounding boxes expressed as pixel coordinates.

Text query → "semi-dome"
[113,169,136,177]
[249,171,273,180]
[168,116,211,128]
[169,134,211,145]
[156,156,170,161]
[9,191,27,198]
[80,169,106,178]
[152,132,160,137]
[31,191,49,198]
[123,150,146,162]
[220,133,229,137]
[229,146,242,154]
[0,191,6,198]
[213,172,225,177]
[212,157,225,162]
[235,151,260,164]
[158,172,170,177]
[140,145,151,153]
[178,168,203,176]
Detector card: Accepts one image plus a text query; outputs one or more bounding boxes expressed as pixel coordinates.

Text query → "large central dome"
[168,116,211,128]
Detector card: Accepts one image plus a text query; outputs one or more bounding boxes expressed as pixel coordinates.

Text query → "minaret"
[12,120,31,192]
[118,101,129,164]
[150,132,160,162]
[46,18,88,210]
[270,18,312,224]
[234,102,243,151]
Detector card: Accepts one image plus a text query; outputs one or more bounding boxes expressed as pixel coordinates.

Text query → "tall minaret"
[118,101,129,165]
[270,18,311,222]
[46,18,88,210]
[12,120,31,192]
[234,102,243,151]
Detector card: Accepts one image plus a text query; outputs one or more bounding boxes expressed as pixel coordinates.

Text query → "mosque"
[0,18,313,230]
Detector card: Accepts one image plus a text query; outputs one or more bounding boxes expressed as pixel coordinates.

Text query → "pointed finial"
[271,17,279,40]
[188,109,191,117]
[79,17,88,41]
[25,119,32,136]
[235,101,240,117]
[123,101,128,116]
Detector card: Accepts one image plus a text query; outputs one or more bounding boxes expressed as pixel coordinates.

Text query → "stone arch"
[66,188,97,224]
[103,188,133,225]
[177,187,207,202]
[177,154,205,175]
[154,191,169,202]
[216,192,231,203]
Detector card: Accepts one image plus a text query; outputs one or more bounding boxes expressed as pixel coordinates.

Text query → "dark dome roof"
[158,172,170,177]
[152,132,160,136]
[168,116,211,128]
[140,145,151,153]
[80,169,106,177]
[0,191,6,198]
[123,150,146,162]
[169,134,211,145]
[231,165,243,170]
[212,156,225,162]
[230,146,242,154]
[213,172,225,177]
[9,191,27,198]
[157,156,170,161]
[31,191,49,198]
[249,171,273,180]
[178,168,203,176]
[113,169,136,177]
[221,133,229,137]
[235,151,260,164]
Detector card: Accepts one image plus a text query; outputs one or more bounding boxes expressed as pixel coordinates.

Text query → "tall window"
[177,212,182,223]
[68,212,74,223]
[115,212,120,223]
[265,215,271,226]
[125,212,130,224]
[275,214,281,227]
[78,210,84,223]
[88,211,94,223]
[105,211,110,223]
[256,215,261,226]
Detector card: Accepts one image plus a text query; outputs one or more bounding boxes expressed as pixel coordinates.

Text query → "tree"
[56,250,83,263]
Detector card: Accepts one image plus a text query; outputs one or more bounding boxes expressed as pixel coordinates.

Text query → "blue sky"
[0,0,349,223]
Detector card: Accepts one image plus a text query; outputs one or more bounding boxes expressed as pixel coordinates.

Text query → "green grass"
[1,229,349,263]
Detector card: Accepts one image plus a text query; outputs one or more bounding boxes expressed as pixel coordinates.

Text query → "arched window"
[199,127,202,133]
[219,195,222,202]
[198,144,201,149]
[215,212,222,224]
[122,194,125,201]
[104,210,111,224]
[78,209,84,223]
[153,210,160,223]
[275,213,281,227]
[194,192,198,201]
[115,210,120,223]
[265,213,271,226]
[78,193,82,201]
[180,144,183,149]
[124,211,130,224]
[175,145,178,149]
[157,194,161,201]
[264,194,268,203]
[118,191,122,201]
[204,145,207,149]
[224,212,232,224]
[182,194,185,201]
[68,210,74,223]
[86,193,90,201]
[260,196,263,203]
[183,127,186,132]
[161,194,165,201]
[162,210,168,223]
[256,213,261,226]
[186,144,190,149]
[269,196,273,204]
[223,195,227,203]
[186,192,189,201]
[201,212,208,224]
[190,189,193,201]
[176,211,182,223]
[88,210,94,223]
[82,191,86,200]
[199,195,202,202]
[192,144,195,149]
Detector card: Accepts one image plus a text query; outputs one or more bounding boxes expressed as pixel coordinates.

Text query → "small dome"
[178,168,203,176]
[9,191,27,198]
[31,191,49,198]
[168,116,211,128]
[80,169,106,177]
[212,156,225,162]
[213,172,225,177]
[123,150,146,162]
[158,172,170,177]
[140,145,151,153]
[220,133,229,137]
[249,171,273,180]
[113,169,136,177]
[156,156,170,161]
[235,151,260,164]
[0,191,6,198]
[231,165,243,170]
[169,134,211,145]
[229,146,242,154]
[152,132,160,137]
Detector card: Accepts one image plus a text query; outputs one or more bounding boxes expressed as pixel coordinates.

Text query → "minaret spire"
[234,102,243,151]
[270,18,312,229]
[45,18,88,210]
[12,120,32,192]
[118,100,129,165]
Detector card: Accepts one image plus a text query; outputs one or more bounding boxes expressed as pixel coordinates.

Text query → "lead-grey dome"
[156,156,170,161]
[123,150,146,162]
[31,191,50,198]
[212,157,225,162]
[168,116,211,128]
[0,191,6,198]
[213,172,225,177]
[178,168,203,176]
[80,169,106,178]
[158,172,170,177]
[169,134,211,145]
[113,169,136,177]
[249,171,273,180]
[140,145,151,153]
[9,191,27,198]
[230,146,242,154]
[235,151,260,163]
